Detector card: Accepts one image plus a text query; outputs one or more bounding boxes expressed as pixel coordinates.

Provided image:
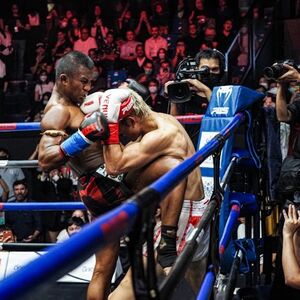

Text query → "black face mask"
[201,73,221,90]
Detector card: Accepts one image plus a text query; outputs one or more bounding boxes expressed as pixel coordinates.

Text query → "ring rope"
[0,112,245,299]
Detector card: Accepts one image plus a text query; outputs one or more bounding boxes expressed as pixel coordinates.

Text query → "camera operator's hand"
[278,64,300,83]
[181,78,212,101]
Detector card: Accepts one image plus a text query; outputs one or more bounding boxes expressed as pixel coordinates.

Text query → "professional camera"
[263,59,300,80]
[167,57,210,103]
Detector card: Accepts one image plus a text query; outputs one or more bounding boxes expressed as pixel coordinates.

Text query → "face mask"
[93,72,99,79]
[149,86,158,94]
[144,69,152,75]
[61,21,68,28]
[289,87,297,94]
[52,174,60,182]
[40,75,47,82]
[177,10,184,18]
[259,82,268,90]
[158,54,165,59]
[201,73,221,89]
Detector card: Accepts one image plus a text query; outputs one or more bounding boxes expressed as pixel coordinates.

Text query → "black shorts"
[78,172,133,217]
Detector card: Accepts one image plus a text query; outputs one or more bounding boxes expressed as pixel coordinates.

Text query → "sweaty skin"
[103,100,205,300]
[38,59,116,300]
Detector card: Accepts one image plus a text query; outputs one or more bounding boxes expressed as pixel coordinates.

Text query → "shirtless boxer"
[38,51,135,300]
[98,88,207,299]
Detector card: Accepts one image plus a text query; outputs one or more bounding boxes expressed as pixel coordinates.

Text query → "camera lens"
[263,64,286,80]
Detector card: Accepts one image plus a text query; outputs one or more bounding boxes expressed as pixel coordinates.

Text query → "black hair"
[13,179,28,189]
[55,51,94,80]
[195,48,225,76]
[67,216,84,228]
[0,148,10,159]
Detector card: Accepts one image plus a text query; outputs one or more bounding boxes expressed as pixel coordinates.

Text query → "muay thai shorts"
[78,165,133,217]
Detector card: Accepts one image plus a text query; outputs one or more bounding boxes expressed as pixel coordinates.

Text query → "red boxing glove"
[103,123,119,145]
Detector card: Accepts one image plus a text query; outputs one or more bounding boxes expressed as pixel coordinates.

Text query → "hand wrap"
[157,225,178,268]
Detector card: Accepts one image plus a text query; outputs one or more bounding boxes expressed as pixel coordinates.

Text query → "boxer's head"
[119,90,152,141]
[56,51,94,105]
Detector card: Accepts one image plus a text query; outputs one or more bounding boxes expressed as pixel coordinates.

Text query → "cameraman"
[275,64,300,123]
[166,48,225,147]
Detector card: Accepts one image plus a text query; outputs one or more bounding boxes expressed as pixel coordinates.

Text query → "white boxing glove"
[100,88,133,123]
[80,92,103,114]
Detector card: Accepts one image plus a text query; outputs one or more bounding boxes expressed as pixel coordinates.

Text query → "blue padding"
[220,238,256,274]
[219,202,240,256]
[60,131,90,157]
[229,192,257,216]
[196,265,215,300]
[206,85,264,117]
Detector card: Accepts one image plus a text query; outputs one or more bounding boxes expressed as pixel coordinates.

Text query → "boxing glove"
[60,111,109,157]
[100,88,133,123]
[100,88,134,145]
[80,92,103,114]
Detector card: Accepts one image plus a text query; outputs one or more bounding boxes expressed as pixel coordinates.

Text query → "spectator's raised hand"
[283,204,300,237]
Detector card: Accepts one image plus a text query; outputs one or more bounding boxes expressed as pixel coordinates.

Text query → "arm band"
[103,123,120,145]
[157,225,178,268]
[60,130,91,157]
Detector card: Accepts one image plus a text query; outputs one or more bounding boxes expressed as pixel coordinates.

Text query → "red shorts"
[78,172,132,217]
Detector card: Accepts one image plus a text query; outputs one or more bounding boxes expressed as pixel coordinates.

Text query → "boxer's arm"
[104,129,172,175]
[38,106,71,171]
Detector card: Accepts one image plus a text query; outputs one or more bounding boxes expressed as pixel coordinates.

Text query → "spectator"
[5,3,30,79]
[56,216,84,243]
[142,59,154,77]
[29,42,51,77]
[0,148,25,202]
[89,4,108,44]
[135,10,151,43]
[0,226,16,243]
[282,204,300,288]
[203,25,218,49]
[128,44,147,78]
[0,175,9,202]
[71,209,88,224]
[51,30,73,61]
[119,30,141,68]
[34,70,54,102]
[184,23,203,57]
[150,2,169,27]
[117,6,136,39]
[153,47,169,74]
[67,16,81,44]
[99,31,120,71]
[146,78,169,113]
[144,25,168,61]
[5,180,42,242]
[0,26,13,76]
[156,60,175,87]
[171,38,187,69]
[73,26,97,56]
[25,92,51,122]
[217,19,235,53]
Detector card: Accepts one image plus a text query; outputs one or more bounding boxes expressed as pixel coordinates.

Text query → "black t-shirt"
[288,94,300,123]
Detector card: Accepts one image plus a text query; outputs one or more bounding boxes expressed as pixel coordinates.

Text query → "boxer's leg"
[87,242,119,300]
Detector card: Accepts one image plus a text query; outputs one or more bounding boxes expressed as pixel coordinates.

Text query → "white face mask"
[158,53,165,59]
[52,174,60,182]
[259,82,268,90]
[149,86,158,94]
[40,75,47,82]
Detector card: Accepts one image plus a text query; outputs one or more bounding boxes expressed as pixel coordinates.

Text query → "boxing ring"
[0,85,265,299]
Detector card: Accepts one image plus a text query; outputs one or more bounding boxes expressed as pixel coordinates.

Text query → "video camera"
[167,57,210,103]
[263,59,300,80]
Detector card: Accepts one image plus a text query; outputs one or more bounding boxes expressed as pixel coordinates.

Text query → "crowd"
[0,0,255,122]
[2,0,300,299]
